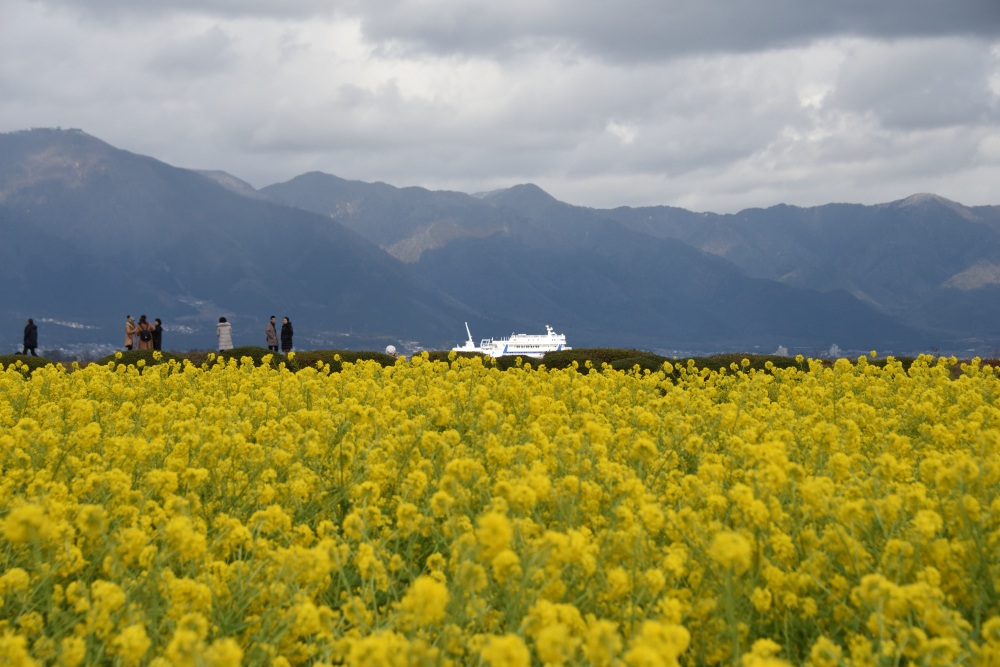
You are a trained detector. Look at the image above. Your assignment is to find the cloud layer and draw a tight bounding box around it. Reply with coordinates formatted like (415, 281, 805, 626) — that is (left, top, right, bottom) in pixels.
(2, 0, 999, 211)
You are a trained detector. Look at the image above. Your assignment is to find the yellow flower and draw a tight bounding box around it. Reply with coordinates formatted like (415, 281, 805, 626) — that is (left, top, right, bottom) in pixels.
(491, 549, 522, 585)
(204, 638, 243, 667)
(164, 614, 210, 667)
(742, 638, 792, 667)
(3, 336, 1000, 666)
(17, 611, 44, 636)
(535, 623, 580, 666)
(982, 616, 1000, 644)
(166, 576, 213, 619)
(476, 511, 513, 559)
(912, 509, 943, 539)
(2, 504, 53, 544)
(395, 502, 420, 535)
(583, 620, 622, 667)
(709, 531, 753, 574)
(161, 515, 207, 560)
(75, 504, 107, 538)
(60, 636, 87, 667)
(750, 587, 772, 613)
(396, 575, 449, 628)
(88, 580, 127, 639)
(623, 621, 690, 667)
(346, 631, 411, 667)
(430, 490, 455, 517)
(482, 634, 531, 667)
(111, 624, 152, 666)
(0, 633, 39, 667)
(607, 567, 631, 597)
(0, 568, 30, 594)
(806, 636, 842, 667)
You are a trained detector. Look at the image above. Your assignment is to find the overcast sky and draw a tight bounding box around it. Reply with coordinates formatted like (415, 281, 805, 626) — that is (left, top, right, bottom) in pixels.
(3, 0, 1000, 212)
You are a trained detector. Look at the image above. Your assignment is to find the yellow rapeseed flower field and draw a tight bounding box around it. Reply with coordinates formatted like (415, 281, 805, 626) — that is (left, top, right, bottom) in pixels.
(1, 352, 999, 666)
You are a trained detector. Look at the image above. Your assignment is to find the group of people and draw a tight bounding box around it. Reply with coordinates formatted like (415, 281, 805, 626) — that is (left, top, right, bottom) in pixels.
(125, 315, 163, 351)
(216, 315, 293, 354)
(15, 314, 296, 357)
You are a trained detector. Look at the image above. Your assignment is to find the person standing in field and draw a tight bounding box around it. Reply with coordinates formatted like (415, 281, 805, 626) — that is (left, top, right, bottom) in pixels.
(136, 315, 154, 350)
(153, 319, 163, 351)
(125, 315, 136, 351)
(265, 315, 279, 351)
(217, 317, 233, 352)
(280, 317, 293, 354)
(22, 318, 38, 356)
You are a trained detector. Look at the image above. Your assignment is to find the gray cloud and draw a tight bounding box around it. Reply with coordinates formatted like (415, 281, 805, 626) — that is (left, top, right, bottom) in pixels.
(3, 0, 1000, 214)
(352, 0, 1000, 63)
(831, 39, 999, 129)
(26, 0, 338, 20)
(147, 26, 235, 78)
(28, 0, 1000, 61)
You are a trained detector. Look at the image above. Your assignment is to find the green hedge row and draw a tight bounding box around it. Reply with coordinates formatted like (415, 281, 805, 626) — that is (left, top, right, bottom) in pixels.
(539, 349, 918, 376)
(868, 357, 917, 371)
(94, 350, 189, 368)
(538, 349, 802, 375)
(0, 354, 58, 374)
(2, 347, 925, 376)
(291, 350, 396, 373)
(214, 347, 288, 369)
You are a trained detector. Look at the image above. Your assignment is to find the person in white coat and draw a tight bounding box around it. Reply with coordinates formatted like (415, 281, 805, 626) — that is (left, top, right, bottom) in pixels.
(217, 317, 233, 352)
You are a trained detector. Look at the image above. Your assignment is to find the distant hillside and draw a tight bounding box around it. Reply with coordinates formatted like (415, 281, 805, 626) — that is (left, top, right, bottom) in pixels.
(411, 221, 919, 352)
(1, 128, 993, 355)
(261, 173, 521, 262)
(0, 129, 482, 352)
(262, 173, 926, 353)
(597, 195, 1000, 340)
(267, 170, 1000, 350)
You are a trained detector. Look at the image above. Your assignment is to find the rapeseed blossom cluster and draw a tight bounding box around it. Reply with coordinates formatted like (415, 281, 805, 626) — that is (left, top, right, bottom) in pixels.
(1, 352, 1000, 666)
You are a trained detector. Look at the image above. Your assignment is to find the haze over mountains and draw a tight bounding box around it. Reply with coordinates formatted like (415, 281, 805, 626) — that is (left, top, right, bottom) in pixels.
(2, 128, 997, 356)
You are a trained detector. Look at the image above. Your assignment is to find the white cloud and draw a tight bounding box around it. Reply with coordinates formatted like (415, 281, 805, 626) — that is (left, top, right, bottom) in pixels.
(606, 121, 637, 144)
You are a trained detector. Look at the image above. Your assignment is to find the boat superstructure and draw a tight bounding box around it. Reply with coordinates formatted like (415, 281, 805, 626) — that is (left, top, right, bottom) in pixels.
(452, 322, 571, 358)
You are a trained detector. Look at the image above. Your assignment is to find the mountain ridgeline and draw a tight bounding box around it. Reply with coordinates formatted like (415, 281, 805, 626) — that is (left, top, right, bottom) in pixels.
(2, 128, 996, 356)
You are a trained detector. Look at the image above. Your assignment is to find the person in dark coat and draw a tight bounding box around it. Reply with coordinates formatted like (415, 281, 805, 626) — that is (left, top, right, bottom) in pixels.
(153, 319, 163, 351)
(280, 317, 293, 353)
(22, 318, 38, 356)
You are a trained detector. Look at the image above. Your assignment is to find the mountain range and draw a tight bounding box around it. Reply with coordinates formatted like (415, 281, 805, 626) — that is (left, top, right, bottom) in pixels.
(2, 128, 997, 356)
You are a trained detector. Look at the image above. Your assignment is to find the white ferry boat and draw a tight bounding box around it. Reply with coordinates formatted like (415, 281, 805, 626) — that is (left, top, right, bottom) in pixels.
(452, 323, 571, 358)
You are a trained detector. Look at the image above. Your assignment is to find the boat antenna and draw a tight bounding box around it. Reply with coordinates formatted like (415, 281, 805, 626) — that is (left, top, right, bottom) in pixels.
(465, 322, 473, 343)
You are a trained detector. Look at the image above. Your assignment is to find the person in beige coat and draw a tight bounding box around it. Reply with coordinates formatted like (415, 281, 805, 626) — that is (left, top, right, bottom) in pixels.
(136, 315, 154, 350)
(265, 316, 279, 351)
(125, 315, 136, 351)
